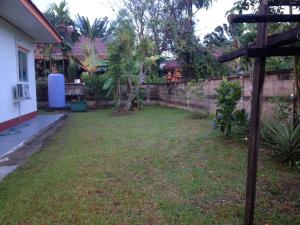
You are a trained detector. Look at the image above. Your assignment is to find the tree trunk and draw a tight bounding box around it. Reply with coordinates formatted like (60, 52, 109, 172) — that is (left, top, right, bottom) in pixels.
(125, 63, 147, 112)
(185, 0, 194, 79)
(125, 86, 136, 111)
(115, 77, 121, 108)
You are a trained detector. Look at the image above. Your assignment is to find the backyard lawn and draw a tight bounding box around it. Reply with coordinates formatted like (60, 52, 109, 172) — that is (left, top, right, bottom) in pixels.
(0, 106, 299, 225)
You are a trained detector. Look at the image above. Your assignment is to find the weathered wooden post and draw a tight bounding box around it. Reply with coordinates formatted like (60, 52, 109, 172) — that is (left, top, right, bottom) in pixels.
(217, 1, 300, 224)
(244, 2, 268, 224)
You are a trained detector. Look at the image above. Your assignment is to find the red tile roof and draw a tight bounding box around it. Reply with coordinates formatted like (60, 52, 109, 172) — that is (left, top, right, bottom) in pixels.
(34, 37, 108, 61)
(163, 60, 181, 70)
(71, 36, 108, 61)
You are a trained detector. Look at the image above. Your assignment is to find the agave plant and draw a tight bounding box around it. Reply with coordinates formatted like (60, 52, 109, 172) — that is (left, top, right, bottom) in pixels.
(261, 119, 300, 167)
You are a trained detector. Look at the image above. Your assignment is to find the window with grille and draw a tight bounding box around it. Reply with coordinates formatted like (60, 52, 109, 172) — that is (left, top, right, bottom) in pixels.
(18, 50, 28, 82)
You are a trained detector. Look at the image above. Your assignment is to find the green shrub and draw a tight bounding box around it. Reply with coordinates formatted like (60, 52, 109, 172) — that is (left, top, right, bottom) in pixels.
(270, 96, 292, 121)
(261, 119, 300, 168)
(214, 78, 243, 136)
(81, 72, 112, 101)
(232, 109, 249, 138)
(233, 109, 248, 127)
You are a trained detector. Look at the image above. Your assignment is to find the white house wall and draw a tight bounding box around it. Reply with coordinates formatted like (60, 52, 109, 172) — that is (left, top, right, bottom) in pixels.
(0, 18, 37, 124)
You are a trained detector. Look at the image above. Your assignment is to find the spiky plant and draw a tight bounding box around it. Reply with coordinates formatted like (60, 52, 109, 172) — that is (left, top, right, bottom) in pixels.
(261, 119, 300, 167)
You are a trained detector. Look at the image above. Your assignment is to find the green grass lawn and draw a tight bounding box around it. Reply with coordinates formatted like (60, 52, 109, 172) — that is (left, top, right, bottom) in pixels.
(0, 106, 299, 225)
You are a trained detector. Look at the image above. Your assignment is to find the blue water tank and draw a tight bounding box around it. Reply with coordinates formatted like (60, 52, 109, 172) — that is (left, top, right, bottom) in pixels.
(48, 74, 65, 108)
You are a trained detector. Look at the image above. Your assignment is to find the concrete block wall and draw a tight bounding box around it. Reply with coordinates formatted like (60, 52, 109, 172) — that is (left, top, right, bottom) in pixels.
(141, 72, 294, 116)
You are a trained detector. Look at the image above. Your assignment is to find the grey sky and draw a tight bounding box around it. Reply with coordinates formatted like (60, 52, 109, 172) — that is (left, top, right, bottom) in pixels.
(32, 0, 236, 39)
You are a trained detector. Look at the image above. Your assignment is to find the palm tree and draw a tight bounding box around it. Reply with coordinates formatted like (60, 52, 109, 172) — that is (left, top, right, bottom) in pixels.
(41, 1, 79, 77)
(45, 0, 72, 26)
(75, 15, 111, 41)
(45, 0, 79, 48)
(72, 15, 111, 77)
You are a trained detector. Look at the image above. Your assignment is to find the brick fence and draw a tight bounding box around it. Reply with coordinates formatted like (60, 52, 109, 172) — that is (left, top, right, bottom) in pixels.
(141, 71, 294, 117)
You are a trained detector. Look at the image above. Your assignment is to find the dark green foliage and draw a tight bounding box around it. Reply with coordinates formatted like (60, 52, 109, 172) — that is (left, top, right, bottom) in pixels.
(233, 109, 248, 127)
(204, 24, 236, 48)
(81, 73, 112, 101)
(106, 11, 136, 106)
(270, 96, 292, 121)
(266, 57, 293, 72)
(261, 119, 300, 168)
(194, 48, 230, 78)
(132, 88, 147, 110)
(66, 58, 77, 82)
(261, 97, 300, 168)
(214, 78, 243, 136)
(232, 109, 249, 138)
(145, 72, 165, 84)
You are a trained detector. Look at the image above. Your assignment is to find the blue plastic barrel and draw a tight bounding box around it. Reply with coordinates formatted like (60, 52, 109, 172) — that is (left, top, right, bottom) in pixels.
(48, 74, 65, 108)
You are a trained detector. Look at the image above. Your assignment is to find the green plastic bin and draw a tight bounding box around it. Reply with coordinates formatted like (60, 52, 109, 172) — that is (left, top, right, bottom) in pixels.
(70, 101, 87, 112)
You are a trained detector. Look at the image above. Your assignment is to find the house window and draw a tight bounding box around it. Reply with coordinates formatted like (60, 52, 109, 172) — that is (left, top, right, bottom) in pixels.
(18, 50, 28, 82)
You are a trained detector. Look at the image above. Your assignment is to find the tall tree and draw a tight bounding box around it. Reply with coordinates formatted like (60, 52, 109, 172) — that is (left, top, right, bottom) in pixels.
(45, 0, 72, 26)
(44, 0, 78, 47)
(105, 10, 136, 108)
(109, 5, 158, 113)
(75, 15, 111, 41)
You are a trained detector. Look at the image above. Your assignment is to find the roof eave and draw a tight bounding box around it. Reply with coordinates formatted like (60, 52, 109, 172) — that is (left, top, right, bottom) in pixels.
(20, 0, 62, 43)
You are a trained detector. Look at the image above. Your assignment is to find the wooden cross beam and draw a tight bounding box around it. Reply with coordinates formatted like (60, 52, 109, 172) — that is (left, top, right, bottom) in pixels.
(216, 27, 300, 63)
(216, 48, 247, 63)
(247, 47, 300, 57)
(228, 14, 300, 23)
(264, 0, 300, 6)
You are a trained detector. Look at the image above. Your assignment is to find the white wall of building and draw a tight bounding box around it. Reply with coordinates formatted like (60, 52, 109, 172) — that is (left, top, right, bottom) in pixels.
(0, 18, 37, 124)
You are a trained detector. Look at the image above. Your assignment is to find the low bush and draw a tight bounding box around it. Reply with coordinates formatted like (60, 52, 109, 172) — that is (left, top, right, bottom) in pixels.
(81, 73, 113, 101)
(214, 78, 243, 136)
(261, 119, 300, 168)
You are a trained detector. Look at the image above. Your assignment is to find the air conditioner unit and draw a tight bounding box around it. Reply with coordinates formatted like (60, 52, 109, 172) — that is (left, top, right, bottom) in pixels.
(15, 83, 30, 99)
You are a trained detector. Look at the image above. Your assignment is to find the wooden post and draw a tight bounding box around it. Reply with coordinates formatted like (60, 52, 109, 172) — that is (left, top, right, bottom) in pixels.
(290, 6, 300, 112)
(294, 56, 300, 111)
(244, 1, 268, 225)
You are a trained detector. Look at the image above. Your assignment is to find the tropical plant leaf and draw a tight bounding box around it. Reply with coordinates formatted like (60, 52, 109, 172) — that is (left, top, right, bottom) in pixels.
(103, 77, 114, 90)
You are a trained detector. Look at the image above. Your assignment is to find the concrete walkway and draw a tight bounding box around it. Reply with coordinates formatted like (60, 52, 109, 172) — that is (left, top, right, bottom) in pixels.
(0, 114, 65, 181)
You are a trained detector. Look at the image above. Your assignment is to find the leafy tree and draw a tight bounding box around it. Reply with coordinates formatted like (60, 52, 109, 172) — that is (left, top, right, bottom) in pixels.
(108, 3, 159, 113)
(105, 11, 136, 108)
(161, 0, 213, 79)
(214, 78, 242, 136)
(204, 24, 234, 48)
